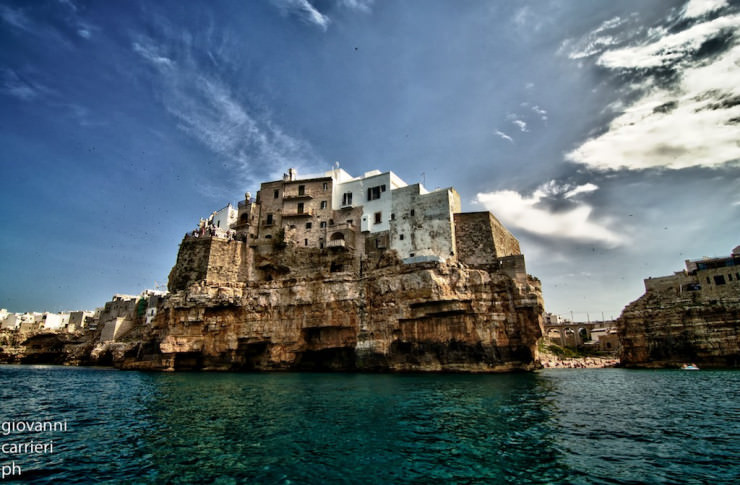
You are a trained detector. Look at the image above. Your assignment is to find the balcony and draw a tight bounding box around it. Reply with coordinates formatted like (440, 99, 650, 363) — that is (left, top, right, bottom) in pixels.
(327, 239, 346, 249)
(282, 208, 314, 218)
(283, 192, 313, 200)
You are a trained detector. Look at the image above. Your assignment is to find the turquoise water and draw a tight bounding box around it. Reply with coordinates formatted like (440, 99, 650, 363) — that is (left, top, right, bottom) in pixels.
(0, 366, 738, 484)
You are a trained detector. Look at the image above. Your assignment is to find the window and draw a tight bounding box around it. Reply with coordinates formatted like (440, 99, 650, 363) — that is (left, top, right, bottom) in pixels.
(274, 189, 279, 199)
(367, 186, 382, 201)
(342, 192, 353, 206)
(410, 209, 415, 217)
(714, 275, 726, 285)
(266, 214, 273, 225)
(298, 185, 305, 196)
(216, 220, 220, 227)
(707, 277, 711, 284)
(320, 221, 327, 228)
(391, 213, 395, 221)
(374, 212, 382, 224)
(399, 234, 404, 240)
(304, 239, 308, 246)
(305, 222, 312, 229)
(329, 219, 334, 225)
(730, 274, 734, 281)
(321, 200, 327, 209)
(297, 202, 304, 214)
(323, 182, 328, 191)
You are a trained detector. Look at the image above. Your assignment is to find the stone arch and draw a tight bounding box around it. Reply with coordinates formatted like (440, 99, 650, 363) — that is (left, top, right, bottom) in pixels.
(330, 232, 345, 241)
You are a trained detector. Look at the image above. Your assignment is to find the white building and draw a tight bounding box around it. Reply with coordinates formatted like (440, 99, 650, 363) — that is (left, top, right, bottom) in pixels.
(212, 204, 237, 230)
(1, 313, 20, 330)
(332, 170, 407, 233)
(42, 313, 68, 331)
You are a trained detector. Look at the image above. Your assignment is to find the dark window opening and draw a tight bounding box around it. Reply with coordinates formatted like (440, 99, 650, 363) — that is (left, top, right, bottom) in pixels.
(305, 222, 312, 229)
(714, 275, 726, 285)
(297, 202, 304, 214)
(321, 200, 327, 209)
(320, 221, 327, 228)
(410, 209, 415, 217)
(304, 239, 308, 246)
(298, 185, 305, 196)
(265, 234, 272, 239)
(266, 214, 273, 225)
(342, 192, 353, 206)
(391, 213, 395, 221)
(409, 252, 415, 257)
(374, 212, 382, 224)
(367, 186, 382, 201)
(323, 182, 328, 191)
(240, 214, 249, 223)
(399, 234, 404, 240)
(330, 262, 344, 273)
(274, 189, 279, 199)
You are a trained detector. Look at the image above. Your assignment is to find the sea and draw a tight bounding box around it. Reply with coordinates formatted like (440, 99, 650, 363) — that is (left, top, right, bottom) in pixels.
(0, 366, 737, 484)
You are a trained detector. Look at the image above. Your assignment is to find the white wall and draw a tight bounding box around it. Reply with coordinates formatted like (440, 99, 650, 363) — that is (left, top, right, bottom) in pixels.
(212, 204, 237, 229)
(1, 314, 20, 330)
(334, 171, 407, 233)
(389, 185, 459, 262)
(42, 313, 65, 330)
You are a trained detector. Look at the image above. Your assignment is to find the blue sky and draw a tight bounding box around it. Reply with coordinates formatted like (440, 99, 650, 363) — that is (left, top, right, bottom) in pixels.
(1, 0, 738, 320)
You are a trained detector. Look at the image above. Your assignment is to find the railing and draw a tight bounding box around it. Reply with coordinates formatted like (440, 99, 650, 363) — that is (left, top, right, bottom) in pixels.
(327, 239, 346, 248)
(282, 208, 314, 217)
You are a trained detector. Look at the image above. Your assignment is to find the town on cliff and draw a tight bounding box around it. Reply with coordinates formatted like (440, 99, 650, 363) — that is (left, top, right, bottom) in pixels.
(2, 168, 738, 370)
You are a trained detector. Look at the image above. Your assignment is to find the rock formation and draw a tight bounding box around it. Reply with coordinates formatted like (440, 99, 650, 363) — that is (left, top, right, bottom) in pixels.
(618, 247, 740, 368)
(116, 240, 543, 372)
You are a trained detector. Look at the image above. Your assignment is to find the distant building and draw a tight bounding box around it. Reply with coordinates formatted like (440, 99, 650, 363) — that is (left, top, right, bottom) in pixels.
(644, 245, 740, 299)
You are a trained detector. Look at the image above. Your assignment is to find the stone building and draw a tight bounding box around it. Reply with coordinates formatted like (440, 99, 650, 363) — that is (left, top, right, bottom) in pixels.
(171, 167, 530, 290)
(643, 246, 740, 298)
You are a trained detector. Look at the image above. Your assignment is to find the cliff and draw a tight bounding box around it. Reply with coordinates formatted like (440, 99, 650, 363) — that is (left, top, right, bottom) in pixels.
(618, 287, 740, 368)
(118, 250, 543, 372)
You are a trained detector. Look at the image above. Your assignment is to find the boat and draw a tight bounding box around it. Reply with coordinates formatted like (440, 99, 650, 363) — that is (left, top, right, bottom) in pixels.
(681, 363, 700, 370)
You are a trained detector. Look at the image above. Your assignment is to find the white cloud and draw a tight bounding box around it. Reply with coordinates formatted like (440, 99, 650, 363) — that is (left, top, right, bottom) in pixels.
(133, 41, 174, 67)
(132, 36, 317, 187)
(476, 182, 623, 246)
(0, 5, 32, 32)
(338, 0, 374, 12)
(564, 183, 598, 199)
(512, 119, 528, 132)
(684, 0, 728, 18)
(494, 130, 513, 143)
(569, 43, 740, 170)
(271, 0, 330, 31)
(598, 13, 740, 69)
(566, 8, 740, 172)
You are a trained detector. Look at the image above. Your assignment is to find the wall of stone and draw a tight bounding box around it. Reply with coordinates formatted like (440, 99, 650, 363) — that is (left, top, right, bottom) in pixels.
(206, 238, 251, 285)
(454, 212, 521, 266)
(168, 237, 212, 291)
(389, 185, 460, 262)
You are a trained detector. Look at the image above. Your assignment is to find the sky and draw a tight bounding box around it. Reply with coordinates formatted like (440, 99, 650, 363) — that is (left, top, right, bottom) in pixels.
(1, 0, 738, 321)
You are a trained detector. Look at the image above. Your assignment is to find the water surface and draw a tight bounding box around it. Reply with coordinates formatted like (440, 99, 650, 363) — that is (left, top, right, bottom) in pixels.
(0, 366, 737, 484)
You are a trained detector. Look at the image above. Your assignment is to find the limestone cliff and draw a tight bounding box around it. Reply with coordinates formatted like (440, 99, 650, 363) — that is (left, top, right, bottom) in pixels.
(119, 245, 543, 372)
(618, 288, 740, 368)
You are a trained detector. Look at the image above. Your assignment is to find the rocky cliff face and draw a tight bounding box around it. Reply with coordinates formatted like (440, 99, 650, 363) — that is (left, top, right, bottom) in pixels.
(118, 260, 543, 372)
(618, 291, 740, 368)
